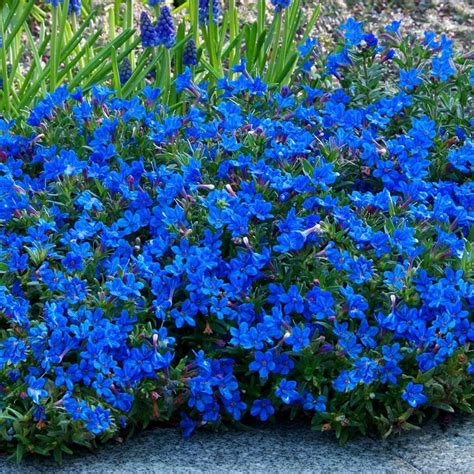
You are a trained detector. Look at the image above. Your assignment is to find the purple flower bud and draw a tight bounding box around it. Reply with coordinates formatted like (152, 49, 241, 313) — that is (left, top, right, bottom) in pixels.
(320, 343, 334, 353)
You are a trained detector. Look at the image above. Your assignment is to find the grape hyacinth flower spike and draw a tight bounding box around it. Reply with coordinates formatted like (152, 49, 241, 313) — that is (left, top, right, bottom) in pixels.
(140, 11, 159, 47)
(69, 0, 81, 15)
(119, 58, 133, 85)
(45, 0, 63, 7)
(199, 0, 220, 25)
(183, 39, 198, 66)
(271, 0, 291, 13)
(156, 6, 176, 48)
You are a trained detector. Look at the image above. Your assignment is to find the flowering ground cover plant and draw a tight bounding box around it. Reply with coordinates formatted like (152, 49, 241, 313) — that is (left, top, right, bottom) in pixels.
(0, 17, 473, 461)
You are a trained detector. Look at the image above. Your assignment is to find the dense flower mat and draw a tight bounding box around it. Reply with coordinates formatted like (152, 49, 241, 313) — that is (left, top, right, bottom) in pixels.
(0, 19, 473, 458)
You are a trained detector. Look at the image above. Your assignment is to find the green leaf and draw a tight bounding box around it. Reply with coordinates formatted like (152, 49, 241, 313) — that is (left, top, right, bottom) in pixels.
(431, 403, 454, 413)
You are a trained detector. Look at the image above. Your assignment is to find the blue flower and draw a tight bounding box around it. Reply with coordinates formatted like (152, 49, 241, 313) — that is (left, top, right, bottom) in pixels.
(306, 286, 335, 320)
(285, 326, 311, 352)
(280, 285, 304, 314)
(402, 382, 428, 408)
(340, 18, 364, 46)
(223, 394, 246, 420)
(26, 376, 48, 404)
(298, 37, 318, 57)
(384, 263, 408, 290)
(333, 370, 358, 392)
(380, 361, 402, 385)
(301, 392, 327, 412)
(448, 141, 474, 173)
(230, 322, 264, 350)
(399, 69, 422, 91)
(275, 379, 300, 404)
(0, 337, 28, 367)
(85, 406, 112, 434)
(382, 343, 404, 363)
(353, 357, 379, 384)
(385, 20, 401, 33)
(363, 33, 378, 48)
(432, 50, 455, 82)
(273, 353, 295, 375)
(250, 399, 275, 421)
(175, 67, 193, 93)
(249, 351, 276, 378)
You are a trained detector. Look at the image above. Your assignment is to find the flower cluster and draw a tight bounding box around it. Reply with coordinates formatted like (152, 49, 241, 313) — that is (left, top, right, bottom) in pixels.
(0, 20, 473, 456)
(183, 39, 198, 67)
(119, 58, 133, 86)
(68, 0, 81, 15)
(198, 0, 220, 25)
(271, 0, 292, 13)
(140, 8, 175, 49)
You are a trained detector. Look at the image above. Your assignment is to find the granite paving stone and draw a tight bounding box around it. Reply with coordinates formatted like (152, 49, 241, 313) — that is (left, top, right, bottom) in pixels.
(381, 416, 474, 473)
(1, 417, 472, 473)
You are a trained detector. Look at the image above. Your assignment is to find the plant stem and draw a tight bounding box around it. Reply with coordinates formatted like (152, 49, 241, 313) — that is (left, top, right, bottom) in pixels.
(111, 48, 122, 97)
(266, 12, 281, 83)
(0, 13, 11, 116)
(125, 0, 134, 68)
(228, 0, 239, 74)
(50, 5, 59, 92)
(108, 7, 115, 42)
(160, 47, 172, 104)
(257, 0, 265, 68)
(189, 0, 199, 46)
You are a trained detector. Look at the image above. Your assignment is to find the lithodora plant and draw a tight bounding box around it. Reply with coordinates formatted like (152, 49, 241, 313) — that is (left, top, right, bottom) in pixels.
(0, 19, 473, 461)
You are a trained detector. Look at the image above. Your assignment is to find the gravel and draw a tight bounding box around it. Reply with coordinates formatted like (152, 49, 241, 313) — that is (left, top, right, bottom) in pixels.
(131, 0, 474, 50)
